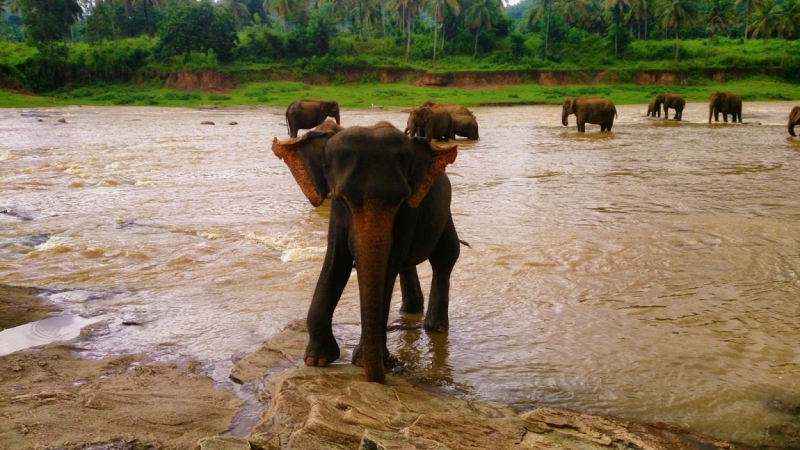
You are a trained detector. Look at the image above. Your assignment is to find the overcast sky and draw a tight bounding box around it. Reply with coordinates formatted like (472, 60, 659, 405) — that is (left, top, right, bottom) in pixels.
(506, 0, 525, 5)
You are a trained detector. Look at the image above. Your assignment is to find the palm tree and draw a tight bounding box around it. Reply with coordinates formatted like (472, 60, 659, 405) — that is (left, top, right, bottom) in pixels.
(601, 0, 631, 57)
(625, 0, 653, 39)
(701, 0, 735, 64)
(462, 0, 499, 56)
(658, 0, 697, 62)
(121, 0, 165, 37)
(224, 0, 251, 25)
(557, 0, 590, 32)
(734, 0, 769, 44)
(429, 0, 459, 70)
(263, 0, 293, 30)
(528, 0, 555, 59)
(748, 0, 779, 52)
(774, 0, 799, 66)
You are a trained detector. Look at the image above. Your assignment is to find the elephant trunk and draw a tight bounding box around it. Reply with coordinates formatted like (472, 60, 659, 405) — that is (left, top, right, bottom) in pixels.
(351, 208, 397, 383)
(335, 111, 341, 125)
(708, 104, 714, 124)
(562, 111, 569, 127)
(790, 119, 797, 137)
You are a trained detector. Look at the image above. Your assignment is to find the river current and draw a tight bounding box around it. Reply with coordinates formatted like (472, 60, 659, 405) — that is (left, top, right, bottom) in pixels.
(2, 102, 799, 444)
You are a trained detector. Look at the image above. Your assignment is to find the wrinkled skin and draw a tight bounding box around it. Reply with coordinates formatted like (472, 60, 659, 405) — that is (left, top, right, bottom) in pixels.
(453, 115, 479, 140)
(272, 122, 460, 384)
(562, 97, 617, 132)
(406, 106, 454, 141)
(655, 93, 685, 120)
(285, 100, 341, 138)
(708, 91, 742, 124)
(647, 99, 660, 117)
(789, 106, 800, 137)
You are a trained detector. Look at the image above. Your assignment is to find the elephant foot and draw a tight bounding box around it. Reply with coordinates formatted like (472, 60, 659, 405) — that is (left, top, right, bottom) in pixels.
(352, 343, 392, 368)
(424, 317, 449, 333)
(399, 303, 424, 315)
(304, 339, 340, 367)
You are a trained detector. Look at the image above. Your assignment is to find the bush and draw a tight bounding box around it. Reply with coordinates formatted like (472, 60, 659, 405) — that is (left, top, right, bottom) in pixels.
(156, 1, 238, 62)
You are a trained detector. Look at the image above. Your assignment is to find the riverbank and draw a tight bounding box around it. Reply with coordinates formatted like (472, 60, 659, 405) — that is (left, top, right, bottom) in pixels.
(1, 72, 799, 110)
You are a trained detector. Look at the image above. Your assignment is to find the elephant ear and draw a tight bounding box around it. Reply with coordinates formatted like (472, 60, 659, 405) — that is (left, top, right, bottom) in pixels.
(407, 137, 457, 208)
(569, 98, 577, 112)
(272, 130, 335, 207)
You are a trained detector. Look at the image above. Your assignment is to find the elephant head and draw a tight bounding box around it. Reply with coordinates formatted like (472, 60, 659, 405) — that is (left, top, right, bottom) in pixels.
(561, 97, 577, 126)
(406, 107, 432, 137)
(320, 100, 341, 125)
(789, 106, 800, 137)
(272, 123, 457, 383)
(654, 93, 666, 110)
(420, 99, 437, 108)
(708, 91, 725, 123)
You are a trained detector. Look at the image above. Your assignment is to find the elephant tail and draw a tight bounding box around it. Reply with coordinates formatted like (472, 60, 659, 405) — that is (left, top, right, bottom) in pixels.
(459, 239, 471, 248)
(285, 109, 290, 136)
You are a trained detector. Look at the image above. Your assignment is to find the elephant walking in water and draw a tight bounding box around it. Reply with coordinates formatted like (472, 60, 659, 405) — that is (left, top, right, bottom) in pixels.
(647, 99, 660, 117)
(419, 100, 479, 140)
(562, 97, 617, 132)
(272, 123, 460, 383)
(789, 106, 800, 136)
(708, 91, 742, 124)
(285, 100, 341, 138)
(655, 93, 685, 120)
(405, 106, 455, 141)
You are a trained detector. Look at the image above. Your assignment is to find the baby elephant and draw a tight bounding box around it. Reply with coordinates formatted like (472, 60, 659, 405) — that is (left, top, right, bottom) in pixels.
(655, 93, 685, 120)
(789, 106, 800, 136)
(647, 99, 660, 117)
(562, 97, 617, 132)
(452, 114, 479, 140)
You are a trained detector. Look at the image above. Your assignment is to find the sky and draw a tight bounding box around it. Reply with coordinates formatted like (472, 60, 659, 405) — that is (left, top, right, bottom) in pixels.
(505, 0, 525, 5)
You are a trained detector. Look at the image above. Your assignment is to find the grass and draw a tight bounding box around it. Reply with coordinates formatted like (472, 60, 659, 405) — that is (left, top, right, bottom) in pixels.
(1, 77, 798, 109)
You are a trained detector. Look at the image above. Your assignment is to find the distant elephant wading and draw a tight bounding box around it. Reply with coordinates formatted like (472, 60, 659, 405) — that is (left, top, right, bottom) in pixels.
(562, 97, 617, 132)
(285, 100, 341, 138)
(406, 106, 454, 141)
(452, 114, 479, 140)
(789, 106, 800, 136)
(420, 100, 474, 118)
(647, 99, 660, 117)
(708, 91, 742, 124)
(655, 93, 685, 120)
(272, 122, 461, 384)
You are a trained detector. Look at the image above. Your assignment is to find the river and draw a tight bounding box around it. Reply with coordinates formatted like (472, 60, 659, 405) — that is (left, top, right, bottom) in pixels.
(1, 102, 799, 445)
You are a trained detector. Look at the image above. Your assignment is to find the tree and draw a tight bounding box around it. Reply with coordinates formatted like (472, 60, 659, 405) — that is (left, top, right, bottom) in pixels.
(701, 0, 735, 64)
(120, 0, 166, 37)
(223, 0, 251, 25)
(528, 0, 555, 59)
(748, 0, 779, 52)
(601, 0, 630, 57)
(774, 0, 799, 66)
(429, 0, 460, 70)
(658, 0, 697, 62)
(734, 0, 769, 44)
(156, 0, 238, 61)
(15, 0, 82, 55)
(462, 0, 501, 56)
(557, 0, 590, 33)
(625, 0, 653, 39)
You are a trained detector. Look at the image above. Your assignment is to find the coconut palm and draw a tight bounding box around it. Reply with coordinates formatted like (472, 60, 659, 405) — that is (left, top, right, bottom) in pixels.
(224, 0, 251, 25)
(658, 0, 697, 62)
(429, 0, 459, 70)
(625, 0, 653, 39)
(557, 0, 590, 31)
(120, 0, 166, 37)
(462, 0, 500, 56)
(734, 0, 769, 44)
(774, 0, 799, 66)
(748, 0, 779, 52)
(263, 0, 295, 30)
(601, 0, 630, 57)
(702, 0, 735, 64)
(528, 0, 555, 59)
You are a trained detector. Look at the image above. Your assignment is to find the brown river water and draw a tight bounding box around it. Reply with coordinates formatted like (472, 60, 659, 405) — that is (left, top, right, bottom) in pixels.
(2, 102, 800, 444)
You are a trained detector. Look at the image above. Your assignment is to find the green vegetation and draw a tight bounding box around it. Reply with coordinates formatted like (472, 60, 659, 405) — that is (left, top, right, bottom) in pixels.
(0, 0, 799, 108)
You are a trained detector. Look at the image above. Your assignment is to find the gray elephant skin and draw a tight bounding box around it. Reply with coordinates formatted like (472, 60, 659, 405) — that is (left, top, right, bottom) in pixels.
(708, 91, 742, 124)
(562, 97, 617, 132)
(406, 106, 455, 141)
(655, 93, 685, 120)
(272, 122, 461, 383)
(789, 106, 800, 136)
(647, 99, 660, 117)
(452, 115, 479, 140)
(285, 100, 341, 138)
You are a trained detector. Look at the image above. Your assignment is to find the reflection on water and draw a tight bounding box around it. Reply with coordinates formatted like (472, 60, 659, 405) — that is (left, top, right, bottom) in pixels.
(2, 103, 800, 444)
(0, 315, 102, 356)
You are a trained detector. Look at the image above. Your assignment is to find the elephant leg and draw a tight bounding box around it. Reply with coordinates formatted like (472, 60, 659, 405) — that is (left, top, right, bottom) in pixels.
(399, 266, 425, 314)
(289, 121, 299, 138)
(352, 271, 396, 368)
(424, 216, 460, 333)
(607, 122, 613, 131)
(304, 228, 353, 367)
(578, 121, 585, 133)
(723, 113, 729, 123)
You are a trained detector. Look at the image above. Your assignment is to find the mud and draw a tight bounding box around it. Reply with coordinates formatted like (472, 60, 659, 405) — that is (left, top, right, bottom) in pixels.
(0, 285, 56, 331)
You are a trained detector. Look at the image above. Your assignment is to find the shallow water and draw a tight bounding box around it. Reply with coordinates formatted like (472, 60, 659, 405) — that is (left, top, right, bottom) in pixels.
(1, 102, 799, 444)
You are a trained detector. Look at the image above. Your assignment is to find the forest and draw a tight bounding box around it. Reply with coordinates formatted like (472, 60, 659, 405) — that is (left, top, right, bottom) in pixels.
(0, 0, 799, 99)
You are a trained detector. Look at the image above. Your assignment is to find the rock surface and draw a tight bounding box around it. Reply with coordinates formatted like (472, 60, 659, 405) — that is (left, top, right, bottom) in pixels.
(233, 322, 752, 450)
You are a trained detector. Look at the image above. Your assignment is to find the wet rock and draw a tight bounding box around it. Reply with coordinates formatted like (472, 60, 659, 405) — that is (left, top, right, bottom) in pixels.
(196, 436, 251, 450)
(57, 118, 66, 123)
(767, 398, 800, 416)
(238, 324, 749, 450)
(229, 122, 238, 126)
(201, 121, 215, 125)
(0, 285, 55, 331)
(762, 423, 800, 448)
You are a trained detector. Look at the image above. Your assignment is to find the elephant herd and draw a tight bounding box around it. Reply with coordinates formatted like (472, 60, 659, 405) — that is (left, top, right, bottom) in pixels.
(275, 95, 799, 384)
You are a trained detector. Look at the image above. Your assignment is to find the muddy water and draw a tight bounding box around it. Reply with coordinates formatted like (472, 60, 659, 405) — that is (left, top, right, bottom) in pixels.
(2, 102, 800, 444)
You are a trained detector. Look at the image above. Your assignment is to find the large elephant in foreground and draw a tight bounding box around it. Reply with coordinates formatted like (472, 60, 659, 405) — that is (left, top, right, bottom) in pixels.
(655, 93, 685, 120)
(708, 91, 742, 124)
(789, 106, 800, 136)
(272, 122, 461, 383)
(285, 100, 341, 138)
(562, 97, 617, 132)
(406, 106, 454, 141)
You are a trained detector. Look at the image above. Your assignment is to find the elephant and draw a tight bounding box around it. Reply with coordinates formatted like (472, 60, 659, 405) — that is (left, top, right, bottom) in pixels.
(789, 106, 800, 136)
(285, 100, 341, 138)
(708, 91, 742, 124)
(406, 106, 455, 141)
(271, 122, 461, 383)
(420, 100, 474, 118)
(655, 93, 685, 120)
(647, 99, 660, 117)
(561, 97, 617, 132)
(452, 114, 479, 140)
